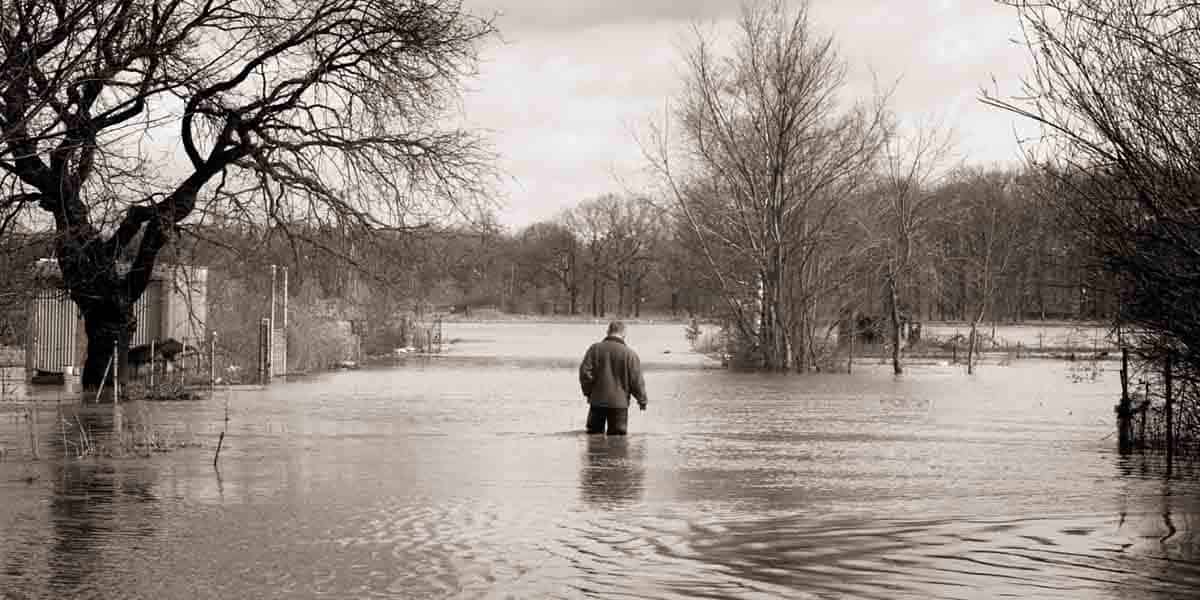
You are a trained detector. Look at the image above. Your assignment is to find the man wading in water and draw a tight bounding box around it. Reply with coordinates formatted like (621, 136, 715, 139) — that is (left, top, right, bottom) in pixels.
(579, 321, 648, 435)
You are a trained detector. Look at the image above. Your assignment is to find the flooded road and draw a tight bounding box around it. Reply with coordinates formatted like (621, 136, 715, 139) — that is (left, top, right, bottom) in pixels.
(1, 322, 1198, 598)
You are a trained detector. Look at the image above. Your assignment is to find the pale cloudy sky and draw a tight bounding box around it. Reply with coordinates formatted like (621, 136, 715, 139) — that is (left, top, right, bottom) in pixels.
(461, 0, 1038, 229)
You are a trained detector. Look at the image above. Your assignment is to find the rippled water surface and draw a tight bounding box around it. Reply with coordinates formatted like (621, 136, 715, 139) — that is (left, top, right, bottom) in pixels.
(2, 322, 1199, 599)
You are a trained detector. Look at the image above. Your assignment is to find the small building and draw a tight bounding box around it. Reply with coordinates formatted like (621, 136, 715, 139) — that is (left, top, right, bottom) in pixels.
(25, 260, 208, 377)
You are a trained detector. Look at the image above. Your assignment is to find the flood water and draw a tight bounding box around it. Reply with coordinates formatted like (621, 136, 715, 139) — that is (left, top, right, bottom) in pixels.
(2, 322, 1199, 599)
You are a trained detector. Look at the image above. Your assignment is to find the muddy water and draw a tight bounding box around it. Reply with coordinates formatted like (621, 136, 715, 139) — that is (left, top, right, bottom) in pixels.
(1, 322, 1198, 599)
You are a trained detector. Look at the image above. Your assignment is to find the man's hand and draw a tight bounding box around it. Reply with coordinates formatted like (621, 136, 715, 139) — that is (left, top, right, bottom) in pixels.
(639, 402, 647, 411)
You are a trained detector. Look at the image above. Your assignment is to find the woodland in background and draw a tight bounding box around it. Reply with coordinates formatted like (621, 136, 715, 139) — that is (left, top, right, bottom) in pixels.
(984, 0, 1200, 455)
(3, 163, 1117, 359)
(0, 0, 1127, 380)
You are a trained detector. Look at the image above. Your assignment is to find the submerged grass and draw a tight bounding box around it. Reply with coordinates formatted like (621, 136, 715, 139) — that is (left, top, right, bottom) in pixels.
(58, 407, 205, 459)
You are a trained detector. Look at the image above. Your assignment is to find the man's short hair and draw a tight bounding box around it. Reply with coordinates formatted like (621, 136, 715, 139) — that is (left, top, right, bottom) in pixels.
(607, 321, 626, 336)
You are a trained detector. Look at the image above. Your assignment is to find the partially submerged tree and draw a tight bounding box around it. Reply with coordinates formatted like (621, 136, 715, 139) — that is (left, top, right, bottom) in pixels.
(936, 168, 1028, 374)
(866, 117, 955, 374)
(984, 0, 1200, 374)
(0, 0, 495, 391)
(647, 0, 888, 371)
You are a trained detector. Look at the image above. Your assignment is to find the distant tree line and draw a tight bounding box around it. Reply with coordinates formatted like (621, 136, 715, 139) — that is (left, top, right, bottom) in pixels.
(0, 0, 1148, 387)
(0, 164, 1116, 349)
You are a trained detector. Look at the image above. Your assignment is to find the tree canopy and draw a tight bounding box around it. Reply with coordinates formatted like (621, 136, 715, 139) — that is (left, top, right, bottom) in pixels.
(0, 0, 495, 389)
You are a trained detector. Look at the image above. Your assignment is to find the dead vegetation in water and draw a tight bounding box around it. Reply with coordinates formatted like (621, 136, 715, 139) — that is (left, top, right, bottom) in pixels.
(122, 379, 207, 401)
(3, 401, 205, 461)
(58, 409, 204, 459)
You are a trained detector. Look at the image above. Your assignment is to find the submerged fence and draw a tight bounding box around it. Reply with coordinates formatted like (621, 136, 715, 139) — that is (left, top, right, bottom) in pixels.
(1119, 349, 1200, 469)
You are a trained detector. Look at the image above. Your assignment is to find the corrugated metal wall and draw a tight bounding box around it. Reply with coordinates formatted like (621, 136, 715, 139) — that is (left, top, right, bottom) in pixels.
(271, 328, 287, 377)
(28, 291, 78, 373)
(26, 267, 205, 378)
(132, 281, 162, 346)
(28, 281, 167, 374)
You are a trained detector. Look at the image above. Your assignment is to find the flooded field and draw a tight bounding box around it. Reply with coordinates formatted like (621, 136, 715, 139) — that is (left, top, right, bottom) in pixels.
(1, 321, 1197, 599)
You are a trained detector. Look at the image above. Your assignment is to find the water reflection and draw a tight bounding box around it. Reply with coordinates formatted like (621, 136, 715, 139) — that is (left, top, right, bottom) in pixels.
(47, 462, 115, 592)
(1103, 451, 1200, 599)
(44, 460, 159, 596)
(3, 349, 1200, 598)
(579, 435, 645, 508)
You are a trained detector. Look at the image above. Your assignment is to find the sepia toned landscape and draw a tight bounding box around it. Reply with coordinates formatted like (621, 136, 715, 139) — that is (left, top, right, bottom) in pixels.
(2, 0, 1200, 598)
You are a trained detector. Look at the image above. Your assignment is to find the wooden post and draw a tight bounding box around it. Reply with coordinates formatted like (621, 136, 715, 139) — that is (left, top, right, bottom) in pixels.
(847, 316, 854, 375)
(112, 339, 120, 404)
(149, 339, 156, 390)
(1165, 353, 1174, 475)
(1118, 347, 1132, 453)
(209, 331, 217, 392)
(281, 266, 288, 376)
(259, 318, 270, 385)
(269, 264, 277, 379)
(967, 326, 976, 375)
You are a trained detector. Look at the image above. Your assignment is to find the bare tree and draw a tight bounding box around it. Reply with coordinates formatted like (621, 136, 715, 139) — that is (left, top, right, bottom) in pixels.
(516, 220, 580, 314)
(646, 0, 888, 371)
(865, 116, 955, 374)
(940, 168, 1027, 374)
(0, 0, 495, 391)
(565, 195, 620, 317)
(594, 194, 666, 318)
(983, 0, 1200, 362)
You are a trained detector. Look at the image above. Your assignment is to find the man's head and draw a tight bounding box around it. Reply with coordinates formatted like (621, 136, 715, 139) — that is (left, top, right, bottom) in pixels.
(607, 320, 626, 338)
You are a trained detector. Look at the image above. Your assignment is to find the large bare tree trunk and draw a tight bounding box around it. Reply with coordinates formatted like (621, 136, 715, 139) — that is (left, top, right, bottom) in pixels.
(761, 262, 790, 371)
(55, 201, 174, 396)
(79, 297, 135, 391)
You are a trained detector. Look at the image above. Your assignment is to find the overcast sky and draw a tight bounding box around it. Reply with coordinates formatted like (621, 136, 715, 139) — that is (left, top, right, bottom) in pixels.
(460, 0, 1038, 229)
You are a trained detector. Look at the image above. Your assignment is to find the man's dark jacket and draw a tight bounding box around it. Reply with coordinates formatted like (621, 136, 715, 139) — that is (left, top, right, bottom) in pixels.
(579, 336, 647, 409)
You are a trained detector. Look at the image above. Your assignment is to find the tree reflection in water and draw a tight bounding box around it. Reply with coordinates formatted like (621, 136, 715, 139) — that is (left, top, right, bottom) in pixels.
(1110, 452, 1200, 599)
(39, 407, 160, 596)
(579, 434, 645, 508)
